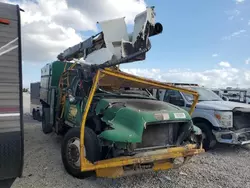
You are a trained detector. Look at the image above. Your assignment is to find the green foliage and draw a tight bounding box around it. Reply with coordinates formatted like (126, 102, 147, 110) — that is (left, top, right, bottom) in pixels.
(22, 88, 29, 92)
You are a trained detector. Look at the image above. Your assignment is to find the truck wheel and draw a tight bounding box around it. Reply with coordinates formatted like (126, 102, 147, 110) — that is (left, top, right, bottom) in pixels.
(61, 127, 101, 179)
(195, 122, 216, 151)
(32, 109, 37, 120)
(42, 107, 52, 134)
(36, 110, 42, 122)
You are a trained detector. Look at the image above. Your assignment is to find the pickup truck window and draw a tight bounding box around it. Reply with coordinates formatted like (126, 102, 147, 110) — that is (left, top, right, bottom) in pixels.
(163, 89, 185, 106)
(182, 87, 223, 102)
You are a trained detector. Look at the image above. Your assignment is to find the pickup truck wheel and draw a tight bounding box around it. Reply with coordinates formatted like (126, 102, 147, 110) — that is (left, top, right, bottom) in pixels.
(42, 107, 52, 134)
(61, 127, 101, 179)
(195, 122, 216, 151)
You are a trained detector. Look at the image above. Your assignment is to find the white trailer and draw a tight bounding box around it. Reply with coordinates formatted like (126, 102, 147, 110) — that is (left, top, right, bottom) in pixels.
(0, 2, 24, 187)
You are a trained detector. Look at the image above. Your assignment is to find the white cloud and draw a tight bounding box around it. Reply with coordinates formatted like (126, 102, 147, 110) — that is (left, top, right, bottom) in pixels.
(246, 58, 250, 64)
(227, 9, 240, 20)
(66, 0, 146, 24)
(121, 65, 250, 88)
(236, 0, 245, 4)
(212, 54, 218, 57)
(219, 61, 231, 68)
(222, 29, 246, 40)
(2, 0, 146, 63)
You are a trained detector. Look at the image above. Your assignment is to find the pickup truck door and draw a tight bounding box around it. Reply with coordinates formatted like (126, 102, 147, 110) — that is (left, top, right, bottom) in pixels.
(163, 89, 187, 109)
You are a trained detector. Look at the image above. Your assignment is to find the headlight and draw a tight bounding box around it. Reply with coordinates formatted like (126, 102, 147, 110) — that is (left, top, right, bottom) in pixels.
(214, 111, 233, 128)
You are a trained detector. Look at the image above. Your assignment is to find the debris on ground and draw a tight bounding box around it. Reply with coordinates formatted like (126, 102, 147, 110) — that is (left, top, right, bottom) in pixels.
(12, 117, 250, 188)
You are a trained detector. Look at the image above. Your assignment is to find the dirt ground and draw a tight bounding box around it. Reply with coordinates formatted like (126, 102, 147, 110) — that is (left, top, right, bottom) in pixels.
(11, 115, 250, 188)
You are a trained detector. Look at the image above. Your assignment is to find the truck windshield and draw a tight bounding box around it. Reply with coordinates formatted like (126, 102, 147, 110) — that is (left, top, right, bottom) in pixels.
(182, 87, 223, 102)
(97, 88, 156, 100)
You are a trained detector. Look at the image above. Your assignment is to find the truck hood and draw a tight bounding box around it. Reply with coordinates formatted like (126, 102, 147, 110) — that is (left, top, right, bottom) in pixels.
(196, 100, 250, 111)
(95, 98, 192, 143)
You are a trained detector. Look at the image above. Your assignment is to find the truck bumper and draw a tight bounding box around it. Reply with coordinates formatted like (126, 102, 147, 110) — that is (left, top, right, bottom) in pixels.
(213, 128, 250, 145)
(80, 144, 204, 178)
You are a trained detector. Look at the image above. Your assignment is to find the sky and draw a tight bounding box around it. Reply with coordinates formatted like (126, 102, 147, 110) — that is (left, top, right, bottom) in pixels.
(1, 0, 250, 88)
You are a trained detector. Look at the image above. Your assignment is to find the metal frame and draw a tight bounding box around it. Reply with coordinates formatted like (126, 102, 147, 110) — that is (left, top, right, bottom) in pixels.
(79, 68, 202, 174)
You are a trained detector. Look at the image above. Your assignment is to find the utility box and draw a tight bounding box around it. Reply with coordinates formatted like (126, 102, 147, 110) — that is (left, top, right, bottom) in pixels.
(40, 61, 72, 105)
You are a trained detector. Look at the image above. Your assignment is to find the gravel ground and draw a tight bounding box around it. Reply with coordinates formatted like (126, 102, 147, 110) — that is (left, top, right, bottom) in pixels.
(11, 114, 250, 188)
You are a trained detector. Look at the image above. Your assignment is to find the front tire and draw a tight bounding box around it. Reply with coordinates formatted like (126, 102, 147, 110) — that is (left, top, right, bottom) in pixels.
(61, 127, 101, 179)
(195, 122, 216, 151)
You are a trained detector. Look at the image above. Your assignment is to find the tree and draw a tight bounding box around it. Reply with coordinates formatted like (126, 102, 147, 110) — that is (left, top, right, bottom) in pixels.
(22, 88, 29, 92)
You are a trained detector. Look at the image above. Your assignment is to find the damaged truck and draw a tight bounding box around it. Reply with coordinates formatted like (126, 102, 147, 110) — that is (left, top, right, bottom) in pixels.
(40, 7, 204, 178)
(153, 83, 250, 150)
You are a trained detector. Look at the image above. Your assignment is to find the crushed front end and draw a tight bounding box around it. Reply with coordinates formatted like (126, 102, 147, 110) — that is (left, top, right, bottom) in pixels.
(213, 107, 250, 145)
(83, 98, 204, 178)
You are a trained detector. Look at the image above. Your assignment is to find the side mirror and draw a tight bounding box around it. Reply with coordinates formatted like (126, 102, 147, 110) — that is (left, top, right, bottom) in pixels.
(222, 96, 229, 101)
(169, 96, 185, 106)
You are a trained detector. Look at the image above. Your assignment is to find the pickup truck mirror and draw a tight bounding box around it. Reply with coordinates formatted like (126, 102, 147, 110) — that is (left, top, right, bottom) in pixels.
(222, 96, 229, 101)
(169, 96, 185, 106)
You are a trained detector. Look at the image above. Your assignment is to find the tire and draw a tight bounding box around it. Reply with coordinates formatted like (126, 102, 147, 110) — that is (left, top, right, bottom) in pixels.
(32, 109, 37, 120)
(195, 122, 216, 151)
(42, 107, 52, 134)
(61, 127, 101, 179)
(36, 110, 42, 122)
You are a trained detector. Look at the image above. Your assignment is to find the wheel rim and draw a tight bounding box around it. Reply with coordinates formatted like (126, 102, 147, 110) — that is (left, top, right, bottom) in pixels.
(66, 137, 86, 169)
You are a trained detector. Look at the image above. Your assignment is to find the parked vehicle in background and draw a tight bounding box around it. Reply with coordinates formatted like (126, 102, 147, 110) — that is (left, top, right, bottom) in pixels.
(154, 83, 250, 150)
(220, 88, 249, 104)
(211, 88, 229, 101)
(30, 82, 42, 121)
(0, 2, 24, 187)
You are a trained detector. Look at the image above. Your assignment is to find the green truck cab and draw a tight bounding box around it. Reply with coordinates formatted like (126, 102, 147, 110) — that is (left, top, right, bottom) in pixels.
(40, 61, 203, 178)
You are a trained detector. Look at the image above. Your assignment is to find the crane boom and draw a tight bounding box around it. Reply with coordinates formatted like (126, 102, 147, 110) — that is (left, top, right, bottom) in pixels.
(57, 6, 163, 68)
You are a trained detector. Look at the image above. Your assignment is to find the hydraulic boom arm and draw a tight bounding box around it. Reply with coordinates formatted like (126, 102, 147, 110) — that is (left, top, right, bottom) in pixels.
(57, 6, 163, 68)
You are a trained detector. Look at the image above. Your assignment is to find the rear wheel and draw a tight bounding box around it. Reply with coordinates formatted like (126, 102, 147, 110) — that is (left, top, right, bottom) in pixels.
(32, 109, 37, 120)
(42, 107, 52, 134)
(36, 110, 42, 122)
(61, 127, 101, 179)
(195, 122, 216, 151)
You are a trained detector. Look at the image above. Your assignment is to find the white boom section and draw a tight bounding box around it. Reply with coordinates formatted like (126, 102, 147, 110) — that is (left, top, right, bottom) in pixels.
(57, 6, 163, 66)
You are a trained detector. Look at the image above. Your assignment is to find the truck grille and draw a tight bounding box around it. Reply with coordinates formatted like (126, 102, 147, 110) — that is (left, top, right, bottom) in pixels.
(136, 123, 180, 148)
(233, 111, 250, 130)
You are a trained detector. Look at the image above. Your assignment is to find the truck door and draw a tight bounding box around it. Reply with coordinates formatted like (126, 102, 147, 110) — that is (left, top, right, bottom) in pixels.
(64, 80, 84, 127)
(163, 89, 186, 108)
(0, 2, 24, 187)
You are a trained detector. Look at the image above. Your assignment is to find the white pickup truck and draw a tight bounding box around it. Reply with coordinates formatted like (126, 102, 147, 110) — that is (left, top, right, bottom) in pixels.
(153, 84, 250, 150)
